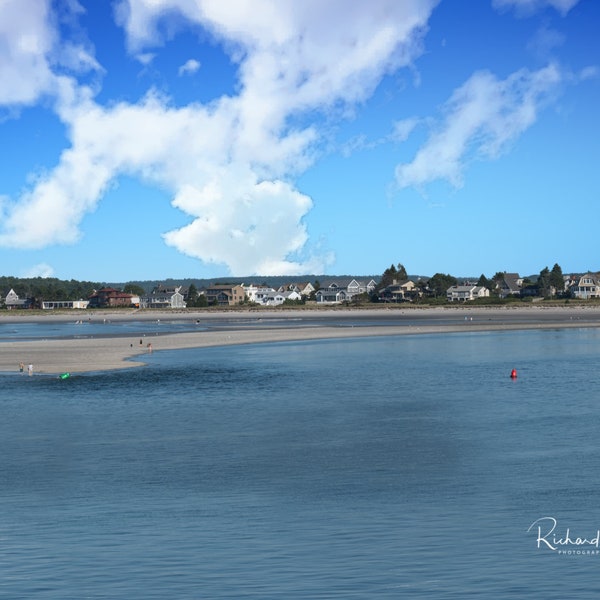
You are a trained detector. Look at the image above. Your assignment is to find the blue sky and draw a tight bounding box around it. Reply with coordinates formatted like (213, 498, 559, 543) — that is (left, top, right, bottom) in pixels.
(0, 0, 598, 282)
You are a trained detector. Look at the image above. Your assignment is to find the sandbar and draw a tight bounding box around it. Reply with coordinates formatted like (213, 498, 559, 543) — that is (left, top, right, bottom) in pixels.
(1, 305, 600, 375)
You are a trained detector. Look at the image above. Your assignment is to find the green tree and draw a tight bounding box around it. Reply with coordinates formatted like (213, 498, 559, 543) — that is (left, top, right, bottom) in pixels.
(477, 273, 493, 290)
(549, 263, 564, 296)
(187, 283, 199, 306)
(428, 273, 457, 297)
(396, 263, 408, 280)
(308, 279, 321, 301)
(378, 264, 397, 290)
(196, 294, 208, 307)
(378, 263, 408, 290)
(537, 267, 551, 297)
(124, 283, 146, 296)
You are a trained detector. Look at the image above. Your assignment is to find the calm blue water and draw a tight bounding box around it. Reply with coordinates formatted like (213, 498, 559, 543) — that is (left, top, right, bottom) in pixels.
(2, 327, 600, 598)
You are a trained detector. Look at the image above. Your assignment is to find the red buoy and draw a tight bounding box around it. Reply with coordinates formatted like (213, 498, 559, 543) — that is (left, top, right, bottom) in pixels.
(510, 369, 517, 379)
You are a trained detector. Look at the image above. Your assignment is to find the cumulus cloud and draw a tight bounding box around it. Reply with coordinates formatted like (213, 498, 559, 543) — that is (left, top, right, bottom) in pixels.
(178, 58, 201, 76)
(0, 0, 100, 107)
(0, 0, 56, 106)
(395, 64, 562, 190)
(164, 178, 314, 275)
(0, 0, 439, 275)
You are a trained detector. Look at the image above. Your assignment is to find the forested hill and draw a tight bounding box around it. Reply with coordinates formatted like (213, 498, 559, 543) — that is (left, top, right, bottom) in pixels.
(131, 275, 381, 291)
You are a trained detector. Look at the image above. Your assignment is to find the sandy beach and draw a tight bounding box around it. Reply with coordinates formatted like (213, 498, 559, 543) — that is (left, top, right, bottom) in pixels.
(2, 305, 600, 375)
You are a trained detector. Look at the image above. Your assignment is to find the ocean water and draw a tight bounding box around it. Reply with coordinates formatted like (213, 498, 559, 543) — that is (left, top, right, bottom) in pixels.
(2, 327, 600, 598)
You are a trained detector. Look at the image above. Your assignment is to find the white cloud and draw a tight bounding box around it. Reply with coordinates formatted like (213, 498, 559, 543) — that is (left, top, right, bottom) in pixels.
(527, 24, 565, 61)
(340, 117, 420, 158)
(0, 0, 100, 107)
(178, 58, 201, 76)
(163, 178, 315, 275)
(395, 64, 562, 190)
(391, 117, 420, 143)
(1, 0, 440, 275)
(492, 0, 580, 17)
(0, 0, 55, 106)
(579, 66, 599, 81)
(21, 263, 55, 278)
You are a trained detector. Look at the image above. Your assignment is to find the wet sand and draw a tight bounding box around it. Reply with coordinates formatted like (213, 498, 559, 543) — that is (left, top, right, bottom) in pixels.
(2, 305, 600, 374)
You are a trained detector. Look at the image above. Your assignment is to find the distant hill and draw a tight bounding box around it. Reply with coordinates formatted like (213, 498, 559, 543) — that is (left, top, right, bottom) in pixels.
(109, 275, 383, 293)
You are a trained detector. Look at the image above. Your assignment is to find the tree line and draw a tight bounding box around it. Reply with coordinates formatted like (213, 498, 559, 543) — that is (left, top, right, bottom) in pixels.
(0, 261, 578, 307)
(0, 276, 104, 302)
(374, 262, 569, 300)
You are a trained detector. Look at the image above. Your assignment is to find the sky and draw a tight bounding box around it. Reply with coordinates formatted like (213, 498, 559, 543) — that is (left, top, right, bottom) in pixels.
(0, 0, 599, 283)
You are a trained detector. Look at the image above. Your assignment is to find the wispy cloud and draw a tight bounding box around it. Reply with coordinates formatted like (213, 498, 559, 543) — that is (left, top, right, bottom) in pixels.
(395, 64, 562, 190)
(178, 58, 201, 76)
(20, 262, 55, 278)
(492, 0, 580, 17)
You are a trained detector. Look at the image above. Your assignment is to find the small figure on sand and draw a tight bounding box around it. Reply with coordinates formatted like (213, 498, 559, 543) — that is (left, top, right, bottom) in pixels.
(28, 363, 33, 376)
(147, 343, 153, 353)
(19, 362, 24, 374)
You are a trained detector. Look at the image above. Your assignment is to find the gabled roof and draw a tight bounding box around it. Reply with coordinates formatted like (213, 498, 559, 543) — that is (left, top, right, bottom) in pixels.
(152, 284, 183, 294)
(324, 278, 376, 289)
(205, 284, 244, 290)
(574, 273, 599, 286)
(501, 273, 521, 292)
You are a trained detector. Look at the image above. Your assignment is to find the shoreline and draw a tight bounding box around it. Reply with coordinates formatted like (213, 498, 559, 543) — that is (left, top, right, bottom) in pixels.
(2, 302, 600, 322)
(2, 305, 600, 374)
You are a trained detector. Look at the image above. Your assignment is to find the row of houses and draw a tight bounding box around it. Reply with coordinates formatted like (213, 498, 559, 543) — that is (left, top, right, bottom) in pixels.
(202, 282, 316, 306)
(444, 272, 600, 302)
(0, 281, 315, 310)
(2, 272, 600, 310)
(375, 272, 600, 303)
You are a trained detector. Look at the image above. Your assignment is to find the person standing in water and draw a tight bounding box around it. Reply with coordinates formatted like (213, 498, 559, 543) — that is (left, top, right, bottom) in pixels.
(28, 364, 33, 376)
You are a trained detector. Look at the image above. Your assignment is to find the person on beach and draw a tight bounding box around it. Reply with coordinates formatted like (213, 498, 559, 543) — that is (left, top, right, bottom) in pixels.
(19, 362, 24, 374)
(28, 364, 33, 376)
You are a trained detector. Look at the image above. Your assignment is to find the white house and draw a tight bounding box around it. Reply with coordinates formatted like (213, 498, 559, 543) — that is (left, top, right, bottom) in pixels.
(316, 288, 348, 304)
(42, 300, 90, 310)
(447, 285, 490, 302)
(2, 288, 31, 309)
(141, 285, 186, 309)
(262, 290, 302, 306)
(316, 279, 377, 304)
(569, 273, 600, 299)
(244, 284, 276, 304)
(278, 282, 315, 297)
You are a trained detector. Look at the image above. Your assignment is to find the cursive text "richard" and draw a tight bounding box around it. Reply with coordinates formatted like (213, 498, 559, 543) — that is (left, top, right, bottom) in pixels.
(528, 517, 600, 552)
